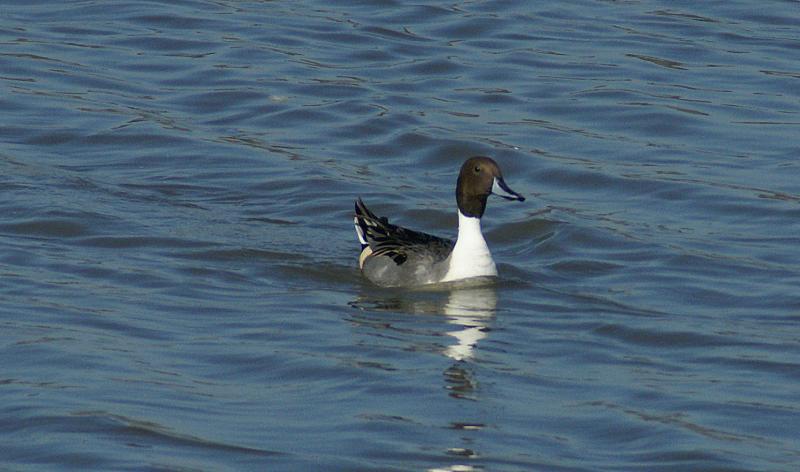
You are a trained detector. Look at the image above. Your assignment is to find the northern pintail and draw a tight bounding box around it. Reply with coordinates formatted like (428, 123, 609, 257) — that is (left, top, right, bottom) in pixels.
(354, 156, 525, 287)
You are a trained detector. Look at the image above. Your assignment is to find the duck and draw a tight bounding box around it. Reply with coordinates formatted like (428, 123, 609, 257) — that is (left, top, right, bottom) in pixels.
(354, 156, 525, 287)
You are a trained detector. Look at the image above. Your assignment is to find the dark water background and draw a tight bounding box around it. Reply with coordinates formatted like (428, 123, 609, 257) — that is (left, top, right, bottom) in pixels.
(2, 1, 799, 470)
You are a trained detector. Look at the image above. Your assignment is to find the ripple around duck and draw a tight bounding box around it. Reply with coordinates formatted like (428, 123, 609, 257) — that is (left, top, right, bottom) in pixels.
(2, 410, 283, 469)
(592, 323, 739, 350)
(0, 219, 90, 239)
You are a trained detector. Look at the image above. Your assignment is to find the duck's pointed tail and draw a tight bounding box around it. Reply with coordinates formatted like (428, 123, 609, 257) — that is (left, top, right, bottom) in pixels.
(354, 198, 373, 250)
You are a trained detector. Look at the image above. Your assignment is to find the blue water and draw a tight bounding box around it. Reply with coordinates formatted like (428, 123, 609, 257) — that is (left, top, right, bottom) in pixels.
(2, 1, 799, 470)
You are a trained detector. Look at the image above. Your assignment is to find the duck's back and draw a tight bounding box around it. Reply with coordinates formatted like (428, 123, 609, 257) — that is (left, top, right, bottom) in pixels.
(355, 198, 454, 287)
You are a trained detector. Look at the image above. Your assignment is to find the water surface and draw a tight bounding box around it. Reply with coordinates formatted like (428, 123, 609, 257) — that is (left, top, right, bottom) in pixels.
(2, 1, 799, 470)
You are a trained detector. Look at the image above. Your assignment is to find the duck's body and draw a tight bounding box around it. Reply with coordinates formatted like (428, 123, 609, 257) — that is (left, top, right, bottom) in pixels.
(354, 156, 524, 288)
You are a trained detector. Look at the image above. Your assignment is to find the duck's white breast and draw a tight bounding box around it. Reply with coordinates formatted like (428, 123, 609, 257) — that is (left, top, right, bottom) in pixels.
(441, 212, 497, 283)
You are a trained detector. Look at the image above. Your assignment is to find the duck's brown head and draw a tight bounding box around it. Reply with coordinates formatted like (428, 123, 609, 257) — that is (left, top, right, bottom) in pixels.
(456, 156, 525, 218)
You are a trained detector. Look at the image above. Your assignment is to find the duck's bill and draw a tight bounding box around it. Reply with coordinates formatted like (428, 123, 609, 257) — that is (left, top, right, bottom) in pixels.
(492, 177, 525, 201)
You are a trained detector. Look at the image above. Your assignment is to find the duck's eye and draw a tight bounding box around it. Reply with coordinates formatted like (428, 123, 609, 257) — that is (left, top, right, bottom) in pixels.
(474, 165, 481, 173)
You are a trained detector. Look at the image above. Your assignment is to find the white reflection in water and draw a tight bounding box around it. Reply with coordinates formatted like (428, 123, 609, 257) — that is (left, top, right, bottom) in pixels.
(442, 286, 497, 362)
(429, 465, 478, 472)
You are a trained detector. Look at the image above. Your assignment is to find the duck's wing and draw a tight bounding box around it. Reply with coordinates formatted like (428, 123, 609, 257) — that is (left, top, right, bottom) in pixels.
(354, 198, 454, 266)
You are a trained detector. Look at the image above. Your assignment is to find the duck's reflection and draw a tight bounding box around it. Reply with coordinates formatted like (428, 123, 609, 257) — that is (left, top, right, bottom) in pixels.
(349, 283, 498, 472)
(349, 282, 498, 363)
(441, 286, 497, 362)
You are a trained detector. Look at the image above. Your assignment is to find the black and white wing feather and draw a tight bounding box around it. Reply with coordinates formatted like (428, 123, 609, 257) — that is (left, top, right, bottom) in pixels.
(354, 198, 454, 266)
